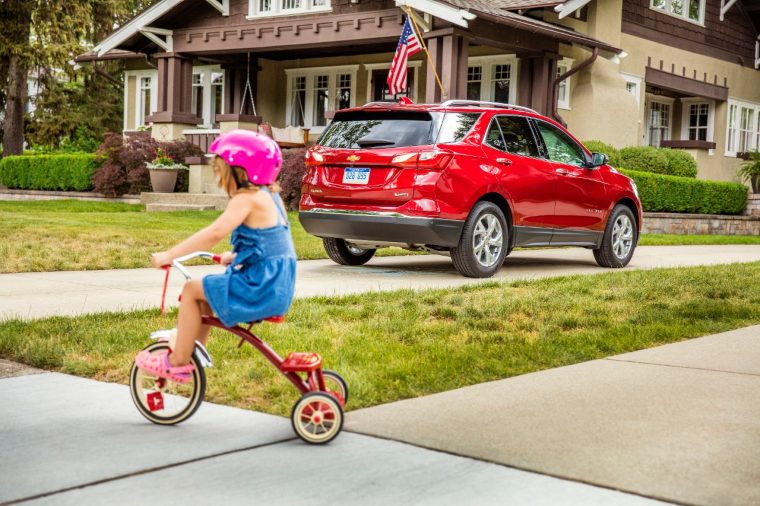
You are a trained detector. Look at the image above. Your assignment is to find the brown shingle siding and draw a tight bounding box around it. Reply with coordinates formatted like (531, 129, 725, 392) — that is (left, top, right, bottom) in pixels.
(622, 0, 757, 67)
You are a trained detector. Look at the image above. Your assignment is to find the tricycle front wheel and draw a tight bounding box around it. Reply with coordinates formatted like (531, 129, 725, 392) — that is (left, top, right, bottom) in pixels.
(130, 342, 206, 425)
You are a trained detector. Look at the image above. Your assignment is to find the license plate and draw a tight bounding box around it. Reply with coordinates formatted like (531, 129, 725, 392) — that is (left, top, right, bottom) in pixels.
(343, 167, 371, 185)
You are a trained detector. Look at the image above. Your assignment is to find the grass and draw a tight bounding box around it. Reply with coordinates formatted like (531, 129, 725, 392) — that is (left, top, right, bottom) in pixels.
(0, 200, 413, 273)
(1, 200, 758, 273)
(2, 262, 759, 416)
(638, 234, 760, 245)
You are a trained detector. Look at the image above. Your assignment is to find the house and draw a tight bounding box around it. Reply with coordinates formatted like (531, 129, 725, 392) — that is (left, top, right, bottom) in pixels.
(75, 0, 760, 183)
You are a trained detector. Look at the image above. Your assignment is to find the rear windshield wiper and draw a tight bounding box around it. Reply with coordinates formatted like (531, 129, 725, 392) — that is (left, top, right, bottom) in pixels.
(355, 138, 395, 147)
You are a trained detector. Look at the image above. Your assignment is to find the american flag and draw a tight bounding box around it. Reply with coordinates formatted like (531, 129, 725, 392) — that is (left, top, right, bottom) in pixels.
(387, 18, 421, 96)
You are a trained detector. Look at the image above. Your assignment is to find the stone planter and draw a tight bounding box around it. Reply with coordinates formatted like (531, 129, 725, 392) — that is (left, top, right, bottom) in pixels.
(147, 163, 186, 193)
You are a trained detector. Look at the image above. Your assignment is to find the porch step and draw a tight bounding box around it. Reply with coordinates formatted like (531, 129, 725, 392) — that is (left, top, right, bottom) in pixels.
(146, 203, 217, 212)
(141, 192, 229, 211)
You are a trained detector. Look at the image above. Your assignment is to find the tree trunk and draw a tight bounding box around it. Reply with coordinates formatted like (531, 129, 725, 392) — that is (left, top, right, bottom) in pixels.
(3, 55, 27, 156)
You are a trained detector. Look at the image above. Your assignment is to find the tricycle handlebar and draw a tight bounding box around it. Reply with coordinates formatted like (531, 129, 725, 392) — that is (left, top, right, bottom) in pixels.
(171, 251, 222, 280)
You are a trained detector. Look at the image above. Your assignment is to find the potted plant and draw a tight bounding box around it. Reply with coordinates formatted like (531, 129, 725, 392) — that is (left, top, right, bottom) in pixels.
(737, 151, 760, 193)
(146, 147, 187, 193)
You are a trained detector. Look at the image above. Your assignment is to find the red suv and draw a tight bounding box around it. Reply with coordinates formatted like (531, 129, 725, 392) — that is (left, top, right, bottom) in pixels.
(299, 100, 642, 278)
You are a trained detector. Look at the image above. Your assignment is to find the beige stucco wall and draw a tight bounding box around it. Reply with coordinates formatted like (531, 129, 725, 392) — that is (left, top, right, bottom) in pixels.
(551, 0, 760, 183)
(618, 32, 760, 182)
(125, 76, 137, 132)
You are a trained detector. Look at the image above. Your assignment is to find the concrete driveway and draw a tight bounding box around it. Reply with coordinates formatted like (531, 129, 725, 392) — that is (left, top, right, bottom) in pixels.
(1, 245, 759, 320)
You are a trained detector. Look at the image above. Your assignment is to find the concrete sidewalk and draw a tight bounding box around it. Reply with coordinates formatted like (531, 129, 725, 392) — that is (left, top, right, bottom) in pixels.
(2, 244, 760, 320)
(346, 325, 760, 506)
(0, 372, 662, 505)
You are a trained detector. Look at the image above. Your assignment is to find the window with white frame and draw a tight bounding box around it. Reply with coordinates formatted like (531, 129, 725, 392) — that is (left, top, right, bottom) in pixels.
(466, 56, 518, 104)
(556, 58, 574, 110)
(726, 99, 760, 156)
(139, 76, 153, 127)
(249, 0, 331, 18)
(650, 0, 704, 24)
(467, 66, 482, 101)
(124, 70, 158, 131)
(683, 101, 711, 142)
(365, 61, 422, 102)
(191, 66, 224, 128)
(689, 103, 709, 141)
(285, 65, 358, 132)
(647, 97, 672, 147)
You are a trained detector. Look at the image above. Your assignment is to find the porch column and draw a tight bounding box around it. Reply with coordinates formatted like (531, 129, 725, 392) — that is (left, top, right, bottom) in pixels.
(425, 37, 443, 103)
(518, 55, 558, 116)
(149, 52, 199, 141)
(217, 58, 262, 133)
(425, 34, 469, 103)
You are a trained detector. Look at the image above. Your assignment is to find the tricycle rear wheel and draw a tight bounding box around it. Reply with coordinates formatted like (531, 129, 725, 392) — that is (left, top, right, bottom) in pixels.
(291, 391, 344, 444)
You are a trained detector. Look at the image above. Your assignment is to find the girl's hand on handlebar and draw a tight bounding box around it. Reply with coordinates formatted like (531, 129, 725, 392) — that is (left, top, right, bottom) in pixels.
(151, 251, 172, 269)
(220, 251, 237, 266)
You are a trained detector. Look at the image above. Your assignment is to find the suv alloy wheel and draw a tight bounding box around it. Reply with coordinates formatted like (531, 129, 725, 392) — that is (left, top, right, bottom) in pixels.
(593, 205, 637, 268)
(451, 201, 509, 278)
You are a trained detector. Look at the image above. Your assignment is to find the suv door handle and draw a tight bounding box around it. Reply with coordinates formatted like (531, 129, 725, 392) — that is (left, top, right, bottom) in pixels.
(496, 158, 512, 166)
(555, 168, 570, 175)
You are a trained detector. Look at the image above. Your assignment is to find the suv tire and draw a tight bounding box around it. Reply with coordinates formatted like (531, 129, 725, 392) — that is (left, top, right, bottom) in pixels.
(593, 204, 637, 268)
(451, 202, 509, 278)
(323, 238, 376, 266)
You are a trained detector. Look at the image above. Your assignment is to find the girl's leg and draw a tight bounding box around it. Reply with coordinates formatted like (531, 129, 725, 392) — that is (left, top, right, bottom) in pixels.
(198, 301, 213, 346)
(170, 279, 208, 366)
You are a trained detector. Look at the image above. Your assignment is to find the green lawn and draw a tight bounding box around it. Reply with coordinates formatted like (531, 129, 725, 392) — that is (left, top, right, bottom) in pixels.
(1, 200, 758, 273)
(0, 200, 413, 273)
(2, 262, 759, 416)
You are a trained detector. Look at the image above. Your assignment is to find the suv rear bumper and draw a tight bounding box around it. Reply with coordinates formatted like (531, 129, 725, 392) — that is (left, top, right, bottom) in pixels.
(299, 210, 464, 247)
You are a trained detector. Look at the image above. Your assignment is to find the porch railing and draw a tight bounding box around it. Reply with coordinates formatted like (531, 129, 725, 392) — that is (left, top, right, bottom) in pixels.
(183, 129, 220, 154)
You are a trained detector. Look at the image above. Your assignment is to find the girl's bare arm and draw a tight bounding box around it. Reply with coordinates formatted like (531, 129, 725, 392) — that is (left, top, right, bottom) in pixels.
(151, 195, 252, 267)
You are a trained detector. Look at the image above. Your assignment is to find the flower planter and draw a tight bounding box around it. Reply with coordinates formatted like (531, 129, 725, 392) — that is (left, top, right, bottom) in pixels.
(149, 168, 180, 193)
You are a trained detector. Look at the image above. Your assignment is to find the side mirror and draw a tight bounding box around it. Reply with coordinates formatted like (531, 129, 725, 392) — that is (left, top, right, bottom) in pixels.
(589, 152, 609, 169)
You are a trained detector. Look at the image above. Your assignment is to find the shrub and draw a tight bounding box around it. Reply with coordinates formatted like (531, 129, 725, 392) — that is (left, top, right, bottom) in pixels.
(583, 140, 620, 166)
(0, 154, 102, 191)
(617, 146, 669, 174)
(92, 133, 201, 196)
(279, 148, 307, 210)
(617, 146, 697, 178)
(620, 168, 747, 215)
(660, 149, 698, 178)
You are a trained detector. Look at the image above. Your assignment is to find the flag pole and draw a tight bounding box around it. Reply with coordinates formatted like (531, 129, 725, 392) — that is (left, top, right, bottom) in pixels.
(405, 6, 448, 101)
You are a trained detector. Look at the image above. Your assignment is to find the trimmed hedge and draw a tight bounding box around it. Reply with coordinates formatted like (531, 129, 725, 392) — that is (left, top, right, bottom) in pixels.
(617, 146, 698, 178)
(0, 154, 102, 191)
(620, 168, 747, 215)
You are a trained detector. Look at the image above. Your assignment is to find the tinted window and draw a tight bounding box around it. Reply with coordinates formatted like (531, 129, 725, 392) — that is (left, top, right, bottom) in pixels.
(535, 121, 587, 166)
(496, 116, 540, 157)
(435, 113, 482, 144)
(485, 119, 506, 151)
(317, 111, 433, 149)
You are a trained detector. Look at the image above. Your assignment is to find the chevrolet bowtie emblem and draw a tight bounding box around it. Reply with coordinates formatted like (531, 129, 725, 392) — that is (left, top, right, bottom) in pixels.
(347, 155, 361, 162)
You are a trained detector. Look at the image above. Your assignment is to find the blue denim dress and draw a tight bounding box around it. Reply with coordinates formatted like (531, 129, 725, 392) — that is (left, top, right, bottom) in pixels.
(202, 189, 297, 327)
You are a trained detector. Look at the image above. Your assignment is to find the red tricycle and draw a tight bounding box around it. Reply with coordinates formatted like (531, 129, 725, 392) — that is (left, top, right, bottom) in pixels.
(129, 251, 347, 444)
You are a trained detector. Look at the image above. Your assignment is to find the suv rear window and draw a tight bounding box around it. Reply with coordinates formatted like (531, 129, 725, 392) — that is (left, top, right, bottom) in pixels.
(317, 111, 482, 149)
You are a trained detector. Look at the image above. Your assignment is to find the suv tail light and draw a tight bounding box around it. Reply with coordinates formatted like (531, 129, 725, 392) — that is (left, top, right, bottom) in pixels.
(391, 150, 453, 170)
(304, 150, 324, 167)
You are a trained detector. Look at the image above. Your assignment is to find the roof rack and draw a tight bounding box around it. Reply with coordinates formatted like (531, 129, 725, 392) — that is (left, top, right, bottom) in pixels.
(439, 100, 538, 114)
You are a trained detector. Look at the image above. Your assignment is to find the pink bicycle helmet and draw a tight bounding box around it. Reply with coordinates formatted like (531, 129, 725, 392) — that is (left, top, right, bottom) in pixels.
(209, 129, 282, 185)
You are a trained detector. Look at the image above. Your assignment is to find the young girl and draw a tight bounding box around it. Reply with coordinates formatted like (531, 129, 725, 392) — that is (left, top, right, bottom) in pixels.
(135, 129, 296, 382)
